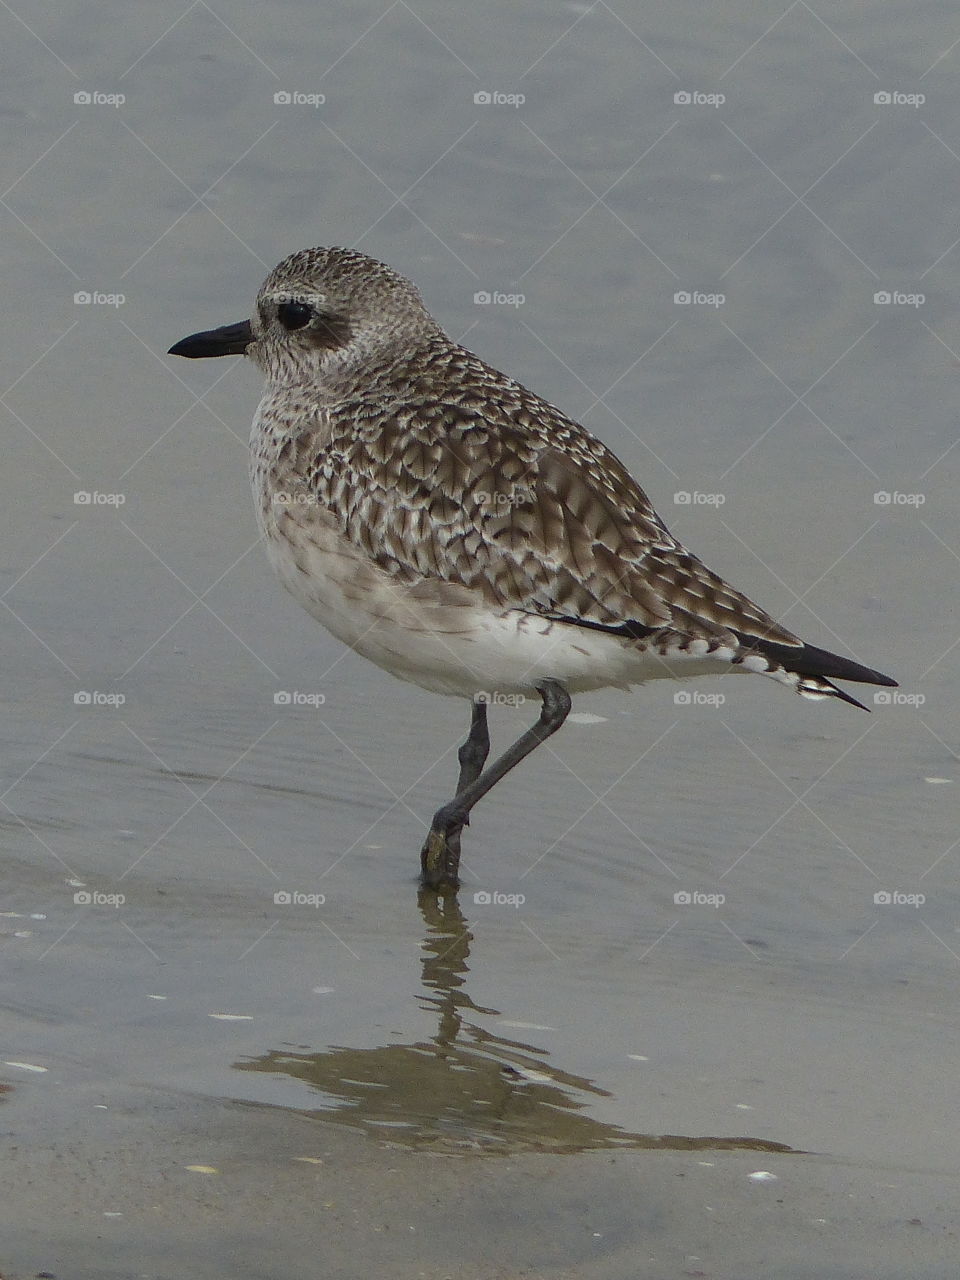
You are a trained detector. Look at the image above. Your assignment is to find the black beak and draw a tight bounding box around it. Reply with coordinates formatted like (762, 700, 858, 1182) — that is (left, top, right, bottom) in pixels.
(168, 320, 253, 359)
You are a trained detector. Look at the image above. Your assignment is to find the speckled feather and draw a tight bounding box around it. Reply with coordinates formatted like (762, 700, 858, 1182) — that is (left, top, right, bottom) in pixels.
(239, 248, 894, 705)
(274, 344, 796, 645)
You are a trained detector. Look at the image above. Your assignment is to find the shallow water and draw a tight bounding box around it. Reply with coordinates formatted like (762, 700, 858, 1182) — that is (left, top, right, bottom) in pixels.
(1, 0, 959, 1276)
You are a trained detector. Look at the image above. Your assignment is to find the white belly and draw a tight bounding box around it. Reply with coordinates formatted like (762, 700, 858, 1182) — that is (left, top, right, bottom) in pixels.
(259, 502, 740, 699)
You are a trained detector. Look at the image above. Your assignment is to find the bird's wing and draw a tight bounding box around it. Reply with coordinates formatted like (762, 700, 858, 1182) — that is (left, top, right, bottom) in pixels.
(298, 355, 801, 648)
(521, 442, 801, 646)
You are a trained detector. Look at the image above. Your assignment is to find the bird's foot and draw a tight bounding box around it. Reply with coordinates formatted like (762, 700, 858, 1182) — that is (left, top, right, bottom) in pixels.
(419, 811, 465, 891)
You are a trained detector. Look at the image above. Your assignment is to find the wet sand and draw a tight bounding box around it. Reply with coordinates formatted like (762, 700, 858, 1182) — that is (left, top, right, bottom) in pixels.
(2, 1072, 958, 1280)
(3, 863, 960, 1278)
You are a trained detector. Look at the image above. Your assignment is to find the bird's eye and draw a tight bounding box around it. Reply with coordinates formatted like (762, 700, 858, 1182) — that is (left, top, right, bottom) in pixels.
(277, 301, 314, 331)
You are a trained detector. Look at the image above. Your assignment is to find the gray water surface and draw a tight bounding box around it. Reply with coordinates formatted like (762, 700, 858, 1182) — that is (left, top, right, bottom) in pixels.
(1, 2, 958, 1276)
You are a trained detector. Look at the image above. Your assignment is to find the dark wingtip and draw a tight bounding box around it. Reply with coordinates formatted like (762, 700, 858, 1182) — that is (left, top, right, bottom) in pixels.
(745, 637, 896, 690)
(827, 683, 871, 711)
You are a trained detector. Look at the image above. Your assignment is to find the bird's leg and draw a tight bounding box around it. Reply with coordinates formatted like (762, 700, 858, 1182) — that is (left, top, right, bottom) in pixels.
(456, 699, 490, 795)
(427, 700, 491, 888)
(420, 681, 571, 891)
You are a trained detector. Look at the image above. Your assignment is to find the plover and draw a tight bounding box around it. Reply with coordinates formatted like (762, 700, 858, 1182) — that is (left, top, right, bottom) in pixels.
(170, 247, 896, 890)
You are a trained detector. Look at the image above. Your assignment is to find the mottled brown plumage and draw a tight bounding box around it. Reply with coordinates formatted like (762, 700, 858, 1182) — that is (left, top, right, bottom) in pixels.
(170, 246, 897, 888)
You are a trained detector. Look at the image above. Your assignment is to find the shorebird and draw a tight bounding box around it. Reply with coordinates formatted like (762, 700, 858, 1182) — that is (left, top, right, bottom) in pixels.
(170, 247, 896, 890)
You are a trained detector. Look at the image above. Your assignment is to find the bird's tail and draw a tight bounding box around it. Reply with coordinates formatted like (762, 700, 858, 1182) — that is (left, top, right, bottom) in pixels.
(734, 636, 897, 711)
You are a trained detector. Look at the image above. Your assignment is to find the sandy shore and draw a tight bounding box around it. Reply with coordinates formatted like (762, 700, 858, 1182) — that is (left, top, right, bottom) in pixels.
(1, 1067, 957, 1280)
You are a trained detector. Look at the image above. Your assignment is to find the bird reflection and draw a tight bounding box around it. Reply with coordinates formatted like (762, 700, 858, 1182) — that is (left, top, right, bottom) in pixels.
(234, 892, 797, 1156)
